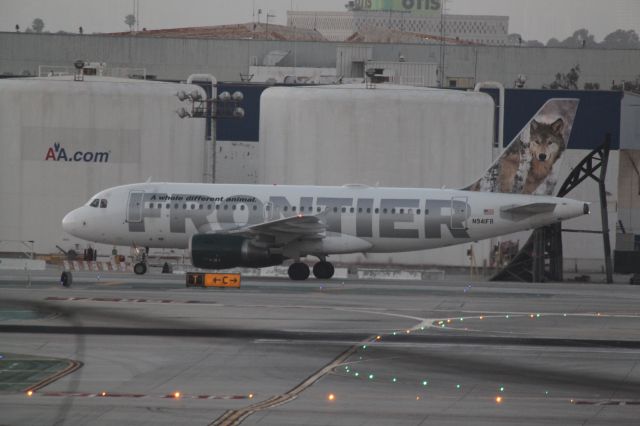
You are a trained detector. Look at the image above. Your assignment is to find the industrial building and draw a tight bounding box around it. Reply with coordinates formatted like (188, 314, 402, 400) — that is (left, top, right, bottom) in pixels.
(2, 32, 639, 89)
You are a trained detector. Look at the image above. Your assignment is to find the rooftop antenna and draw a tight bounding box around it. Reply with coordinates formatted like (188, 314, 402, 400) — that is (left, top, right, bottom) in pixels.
(266, 10, 276, 35)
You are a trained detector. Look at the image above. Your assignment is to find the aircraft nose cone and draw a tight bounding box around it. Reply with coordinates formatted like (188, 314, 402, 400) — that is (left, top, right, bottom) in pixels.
(62, 209, 85, 237)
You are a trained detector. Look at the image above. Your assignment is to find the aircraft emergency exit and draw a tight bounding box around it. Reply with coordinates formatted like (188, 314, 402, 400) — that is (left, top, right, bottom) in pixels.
(62, 98, 588, 280)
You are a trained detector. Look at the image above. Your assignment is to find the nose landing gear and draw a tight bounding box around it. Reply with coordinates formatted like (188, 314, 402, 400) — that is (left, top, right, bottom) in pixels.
(133, 262, 147, 275)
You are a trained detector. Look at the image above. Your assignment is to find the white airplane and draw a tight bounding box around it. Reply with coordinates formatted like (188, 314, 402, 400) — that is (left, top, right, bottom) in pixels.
(62, 99, 588, 280)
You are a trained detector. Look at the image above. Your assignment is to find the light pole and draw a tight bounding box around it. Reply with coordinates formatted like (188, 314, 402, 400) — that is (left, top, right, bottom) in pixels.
(439, 0, 448, 88)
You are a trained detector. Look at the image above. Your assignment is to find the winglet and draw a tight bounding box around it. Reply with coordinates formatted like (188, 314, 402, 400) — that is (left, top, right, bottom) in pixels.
(465, 99, 579, 195)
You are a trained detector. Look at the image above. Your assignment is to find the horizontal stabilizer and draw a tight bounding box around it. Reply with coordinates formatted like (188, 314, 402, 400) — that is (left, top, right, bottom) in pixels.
(501, 203, 557, 216)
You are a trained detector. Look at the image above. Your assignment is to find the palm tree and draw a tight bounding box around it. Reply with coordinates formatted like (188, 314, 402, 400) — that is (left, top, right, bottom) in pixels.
(31, 18, 45, 33)
(124, 14, 136, 32)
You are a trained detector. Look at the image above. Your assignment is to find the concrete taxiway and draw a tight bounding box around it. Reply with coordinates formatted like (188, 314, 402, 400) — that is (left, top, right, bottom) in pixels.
(1, 269, 640, 425)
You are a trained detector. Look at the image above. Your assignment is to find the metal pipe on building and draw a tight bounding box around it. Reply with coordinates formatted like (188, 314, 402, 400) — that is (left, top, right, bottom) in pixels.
(187, 74, 218, 183)
(474, 81, 505, 156)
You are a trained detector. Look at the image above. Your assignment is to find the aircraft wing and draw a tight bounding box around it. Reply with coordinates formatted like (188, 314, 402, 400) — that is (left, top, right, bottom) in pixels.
(201, 214, 327, 246)
(235, 214, 326, 237)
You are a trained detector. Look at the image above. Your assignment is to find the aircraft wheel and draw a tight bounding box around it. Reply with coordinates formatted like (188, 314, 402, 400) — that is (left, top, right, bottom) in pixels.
(313, 261, 335, 280)
(60, 271, 73, 288)
(288, 262, 310, 281)
(134, 262, 148, 275)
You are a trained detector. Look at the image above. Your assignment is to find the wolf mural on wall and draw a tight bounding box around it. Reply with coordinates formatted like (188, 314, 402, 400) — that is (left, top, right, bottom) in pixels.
(466, 99, 580, 196)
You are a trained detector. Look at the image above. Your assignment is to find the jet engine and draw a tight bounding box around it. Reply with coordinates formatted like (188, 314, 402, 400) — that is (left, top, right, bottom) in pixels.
(190, 234, 284, 270)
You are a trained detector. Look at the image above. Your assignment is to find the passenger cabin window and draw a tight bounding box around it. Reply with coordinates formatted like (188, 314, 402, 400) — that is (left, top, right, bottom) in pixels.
(90, 199, 100, 208)
(100, 199, 108, 208)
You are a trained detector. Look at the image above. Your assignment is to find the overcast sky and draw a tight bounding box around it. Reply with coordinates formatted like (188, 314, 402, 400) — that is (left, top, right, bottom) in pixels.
(1, 0, 638, 43)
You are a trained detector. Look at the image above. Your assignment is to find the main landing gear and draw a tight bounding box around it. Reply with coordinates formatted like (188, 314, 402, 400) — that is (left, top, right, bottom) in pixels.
(287, 260, 335, 281)
(288, 262, 310, 281)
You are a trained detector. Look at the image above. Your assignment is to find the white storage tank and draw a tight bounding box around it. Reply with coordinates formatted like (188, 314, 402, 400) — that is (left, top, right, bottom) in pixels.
(0, 76, 206, 254)
(259, 84, 495, 267)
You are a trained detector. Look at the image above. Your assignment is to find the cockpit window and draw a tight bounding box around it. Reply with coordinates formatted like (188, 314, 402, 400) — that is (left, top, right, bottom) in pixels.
(100, 199, 108, 208)
(90, 199, 100, 208)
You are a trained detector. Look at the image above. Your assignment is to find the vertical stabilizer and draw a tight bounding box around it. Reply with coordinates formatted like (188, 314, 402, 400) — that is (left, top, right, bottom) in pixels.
(466, 99, 579, 195)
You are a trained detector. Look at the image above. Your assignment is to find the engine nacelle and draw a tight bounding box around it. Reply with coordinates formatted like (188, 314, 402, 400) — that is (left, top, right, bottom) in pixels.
(190, 234, 284, 270)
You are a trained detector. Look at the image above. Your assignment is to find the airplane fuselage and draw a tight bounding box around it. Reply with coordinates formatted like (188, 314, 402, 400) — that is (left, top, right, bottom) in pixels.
(62, 182, 587, 256)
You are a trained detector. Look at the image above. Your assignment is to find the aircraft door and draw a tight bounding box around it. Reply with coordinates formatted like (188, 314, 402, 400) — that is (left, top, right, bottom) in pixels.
(451, 196, 469, 230)
(264, 202, 275, 222)
(127, 191, 145, 223)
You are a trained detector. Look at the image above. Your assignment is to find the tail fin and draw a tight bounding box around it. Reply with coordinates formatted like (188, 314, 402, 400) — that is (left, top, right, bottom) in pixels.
(465, 98, 579, 195)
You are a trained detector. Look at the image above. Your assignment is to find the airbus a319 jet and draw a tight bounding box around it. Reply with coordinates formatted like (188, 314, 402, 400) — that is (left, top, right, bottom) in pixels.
(63, 99, 588, 280)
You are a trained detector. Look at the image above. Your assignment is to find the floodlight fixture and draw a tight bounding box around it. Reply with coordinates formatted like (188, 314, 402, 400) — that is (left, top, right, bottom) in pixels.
(176, 107, 191, 119)
(233, 108, 246, 119)
(232, 91, 244, 102)
(176, 90, 189, 101)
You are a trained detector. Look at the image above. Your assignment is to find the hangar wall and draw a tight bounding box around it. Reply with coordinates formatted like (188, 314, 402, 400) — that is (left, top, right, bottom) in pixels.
(0, 76, 206, 254)
(260, 84, 495, 267)
(618, 92, 640, 245)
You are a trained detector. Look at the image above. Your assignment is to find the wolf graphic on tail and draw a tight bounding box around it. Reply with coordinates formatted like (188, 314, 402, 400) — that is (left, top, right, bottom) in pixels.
(466, 99, 579, 196)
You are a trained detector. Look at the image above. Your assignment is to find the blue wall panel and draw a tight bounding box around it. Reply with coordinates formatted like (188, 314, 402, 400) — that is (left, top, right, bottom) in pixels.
(216, 83, 266, 142)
